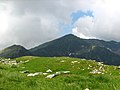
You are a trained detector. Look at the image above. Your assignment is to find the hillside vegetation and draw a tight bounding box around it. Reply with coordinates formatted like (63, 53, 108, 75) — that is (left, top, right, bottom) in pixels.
(0, 56, 120, 90)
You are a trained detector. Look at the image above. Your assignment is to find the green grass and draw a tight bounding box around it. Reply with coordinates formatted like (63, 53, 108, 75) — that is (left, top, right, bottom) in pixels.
(0, 56, 120, 90)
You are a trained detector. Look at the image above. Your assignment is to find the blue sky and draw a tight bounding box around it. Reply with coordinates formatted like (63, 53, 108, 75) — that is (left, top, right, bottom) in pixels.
(71, 10, 94, 24)
(60, 10, 94, 35)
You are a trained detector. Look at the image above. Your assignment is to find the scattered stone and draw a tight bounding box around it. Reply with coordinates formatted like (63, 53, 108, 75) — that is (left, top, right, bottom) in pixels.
(61, 71, 70, 74)
(102, 69, 105, 72)
(99, 66, 103, 71)
(89, 65, 92, 68)
(84, 88, 89, 90)
(102, 73, 104, 75)
(27, 72, 41, 77)
(8, 58, 11, 60)
(24, 60, 29, 63)
(27, 73, 36, 77)
(117, 66, 120, 69)
(71, 61, 80, 64)
(10, 61, 17, 65)
(90, 69, 101, 74)
(46, 69, 52, 73)
(81, 59, 86, 60)
(98, 62, 104, 66)
(46, 70, 71, 79)
(55, 72, 61, 75)
(20, 70, 29, 73)
(43, 73, 48, 75)
(34, 72, 40, 76)
(46, 71, 70, 79)
(46, 74, 56, 79)
(0, 59, 18, 66)
(19, 61, 24, 64)
(82, 69, 85, 70)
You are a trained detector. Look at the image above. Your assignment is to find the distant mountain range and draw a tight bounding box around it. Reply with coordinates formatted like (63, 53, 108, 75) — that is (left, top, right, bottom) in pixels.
(0, 34, 120, 65)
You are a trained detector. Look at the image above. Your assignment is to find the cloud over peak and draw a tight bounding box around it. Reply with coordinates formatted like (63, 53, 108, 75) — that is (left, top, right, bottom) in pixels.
(0, 0, 120, 49)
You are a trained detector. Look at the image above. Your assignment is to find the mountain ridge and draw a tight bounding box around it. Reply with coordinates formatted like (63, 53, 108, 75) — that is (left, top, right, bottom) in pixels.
(30, 34, 120, 65)
(0, 34, 120, 65)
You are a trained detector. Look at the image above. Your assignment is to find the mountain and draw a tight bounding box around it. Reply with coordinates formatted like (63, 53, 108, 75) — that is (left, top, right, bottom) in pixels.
(30, 34, 91, 56)
(79, 46, 120, 65)
(85, 39, 120, 55)
(0, 45, 31, 59)
(0, 34, 120, 65)
(30, 34, 120, 65)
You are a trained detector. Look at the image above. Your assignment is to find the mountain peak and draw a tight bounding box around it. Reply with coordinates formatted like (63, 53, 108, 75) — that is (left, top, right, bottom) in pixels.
(58, 34, 81, 41)
(62, 34, 78, 38)
(7, 44, 23, 48)
(30, 34, 120, 65)
(0, 45, 31, 59)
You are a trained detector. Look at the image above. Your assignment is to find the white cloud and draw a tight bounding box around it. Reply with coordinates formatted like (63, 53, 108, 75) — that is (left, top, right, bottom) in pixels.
(0, 0, 120, 49)
(0, 0, 62, 49)
(72, 27, 96, 39)
(73, 0, 120, 41)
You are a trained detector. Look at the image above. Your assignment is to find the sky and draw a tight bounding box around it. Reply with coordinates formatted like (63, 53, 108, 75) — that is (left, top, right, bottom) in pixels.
(0, 0, 120, 49)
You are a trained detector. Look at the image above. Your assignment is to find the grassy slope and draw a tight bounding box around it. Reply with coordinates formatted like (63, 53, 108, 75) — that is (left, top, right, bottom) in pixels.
(0, 56, 120, 90)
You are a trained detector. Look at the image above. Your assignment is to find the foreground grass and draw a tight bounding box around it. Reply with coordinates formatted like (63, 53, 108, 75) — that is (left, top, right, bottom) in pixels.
(0, 56, 120, 90)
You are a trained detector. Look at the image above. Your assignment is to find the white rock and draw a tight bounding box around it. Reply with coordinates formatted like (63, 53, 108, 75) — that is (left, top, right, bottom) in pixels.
(27, 73, 35, 77)
(98, 62, 104, 66)
(89, 65, 92, 68)
(71, 61, 79, 64)
(34, 72, 40, 76)
(43, 73, 48, 75)
(102, 73, 104, 74)
(24, 60, 29, 63)
(61, 71, 70, 74)
(55, 72, 61, 75)
(46, 69, 52, 73)
(20, 70, 29, 73)
(77, 61, 80, 63)
(27, 72, 41, 76)
(102, 69, 105, 72)
(81, 59, 86, 60)
(8, 58, 11, 60)
(99, 66, 103, 70)
(46, 74, 56, 79)
(84, 88, 89, 90)
(117, 66, 120, 69)
(90, 69, 101, 74)
(97, 72, 101, 74)
(82, 69, 85, 70)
